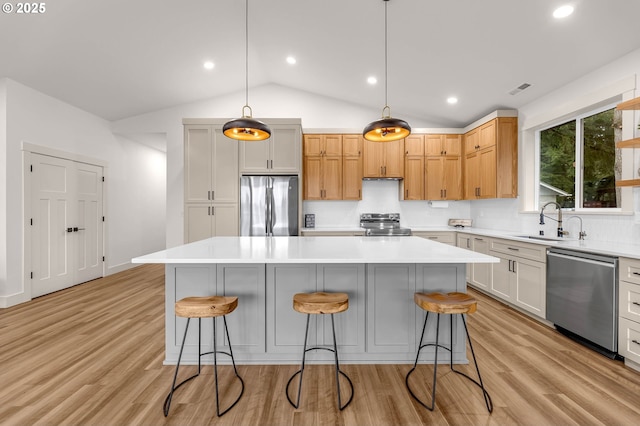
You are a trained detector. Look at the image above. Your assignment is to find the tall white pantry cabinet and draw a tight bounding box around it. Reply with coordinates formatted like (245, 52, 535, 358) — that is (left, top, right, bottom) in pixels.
(183, 118, 302, 243)
(184, 124, 239, 243)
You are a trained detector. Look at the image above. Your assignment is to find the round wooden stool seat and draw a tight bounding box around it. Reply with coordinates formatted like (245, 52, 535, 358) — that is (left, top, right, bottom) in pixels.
(175, 296, 238, 318)
(414, 292, 477, 315)
(293, 292, 349, 314)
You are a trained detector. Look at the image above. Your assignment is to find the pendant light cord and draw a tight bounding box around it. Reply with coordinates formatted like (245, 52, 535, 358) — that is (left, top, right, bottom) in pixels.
(245, 0, 249, 108)
(384, 0, 388, 109)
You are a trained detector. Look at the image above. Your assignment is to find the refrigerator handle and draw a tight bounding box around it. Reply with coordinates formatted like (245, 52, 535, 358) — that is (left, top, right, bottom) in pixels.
(266, 177, 274, 235)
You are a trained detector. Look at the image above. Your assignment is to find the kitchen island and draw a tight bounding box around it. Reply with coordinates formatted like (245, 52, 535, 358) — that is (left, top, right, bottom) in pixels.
(132, 236, 498, 365)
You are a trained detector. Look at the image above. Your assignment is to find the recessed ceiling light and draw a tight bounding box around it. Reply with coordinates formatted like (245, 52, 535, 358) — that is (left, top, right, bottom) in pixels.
(447, 97, 458, 105)
(203, 61, 215, 70)
(367, 76, 377, 85)
(286, 56, 297, 65)
(553, 5, 574, 19)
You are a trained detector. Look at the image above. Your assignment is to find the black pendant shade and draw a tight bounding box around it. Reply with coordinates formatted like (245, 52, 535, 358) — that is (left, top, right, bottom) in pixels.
(223, 106, 271, 141)
(363, 113, 411, 142)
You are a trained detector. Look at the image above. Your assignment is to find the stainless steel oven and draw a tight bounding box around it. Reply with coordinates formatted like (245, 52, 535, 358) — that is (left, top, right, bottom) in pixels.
(546, 247, 619, 358)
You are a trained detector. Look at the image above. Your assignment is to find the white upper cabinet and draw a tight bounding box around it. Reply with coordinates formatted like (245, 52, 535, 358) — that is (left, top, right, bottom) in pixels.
(239, 124, 301, 174)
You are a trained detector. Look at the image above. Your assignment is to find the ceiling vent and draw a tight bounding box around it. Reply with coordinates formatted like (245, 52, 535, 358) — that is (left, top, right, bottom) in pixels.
(509, 83, 531, 96)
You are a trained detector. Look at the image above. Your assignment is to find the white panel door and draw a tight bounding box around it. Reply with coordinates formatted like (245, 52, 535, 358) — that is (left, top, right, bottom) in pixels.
(31, 154, 104, 297)
(74, 162, 104, 284)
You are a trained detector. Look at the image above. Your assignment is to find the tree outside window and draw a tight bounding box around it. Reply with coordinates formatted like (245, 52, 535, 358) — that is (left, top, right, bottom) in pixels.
(539, 108, 617, 209)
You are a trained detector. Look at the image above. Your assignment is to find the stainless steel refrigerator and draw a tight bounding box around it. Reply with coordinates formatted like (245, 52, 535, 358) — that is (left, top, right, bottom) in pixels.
(240, 176, 299, 236)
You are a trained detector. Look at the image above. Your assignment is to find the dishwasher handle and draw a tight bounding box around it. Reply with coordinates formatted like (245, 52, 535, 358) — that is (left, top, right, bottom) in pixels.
(547, 251, 616, 268)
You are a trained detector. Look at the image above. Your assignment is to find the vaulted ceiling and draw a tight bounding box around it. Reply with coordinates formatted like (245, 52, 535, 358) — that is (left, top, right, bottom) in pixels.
(2, 0, 640, 127)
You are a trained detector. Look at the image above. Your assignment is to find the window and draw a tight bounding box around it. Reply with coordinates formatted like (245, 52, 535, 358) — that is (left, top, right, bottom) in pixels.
(538, 106, 618, 209)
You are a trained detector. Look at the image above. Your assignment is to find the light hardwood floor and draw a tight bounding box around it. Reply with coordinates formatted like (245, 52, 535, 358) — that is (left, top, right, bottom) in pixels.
(1, 264, 640, 425)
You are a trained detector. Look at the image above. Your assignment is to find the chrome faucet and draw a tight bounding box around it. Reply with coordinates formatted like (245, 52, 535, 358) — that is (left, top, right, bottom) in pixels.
(539, 201, 568, 238)
(567, 216, 587, 240)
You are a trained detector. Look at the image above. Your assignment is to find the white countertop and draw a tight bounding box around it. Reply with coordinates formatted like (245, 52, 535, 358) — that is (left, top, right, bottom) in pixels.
(131, 236, 499, 264)
(302, 226, 640, 260)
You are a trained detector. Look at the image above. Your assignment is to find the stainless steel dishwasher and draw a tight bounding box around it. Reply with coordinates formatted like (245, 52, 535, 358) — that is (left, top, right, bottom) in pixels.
(546, 247, 619, 358)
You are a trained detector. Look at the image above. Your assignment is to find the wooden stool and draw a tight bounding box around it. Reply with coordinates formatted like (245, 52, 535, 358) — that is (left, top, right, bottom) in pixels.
(405, 292, 492, 413)
(286, 292, 354, 410)
(163, 296, 244, 417)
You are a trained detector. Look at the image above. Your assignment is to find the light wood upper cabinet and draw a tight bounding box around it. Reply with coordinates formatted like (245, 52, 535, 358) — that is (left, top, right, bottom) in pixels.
(464, 117, 517, 199)
(405, 135, 425, 156)
(426, 134, 461, 156)
(403, 135, 424, 200)
(424, 134, 462, 200)
(404, 156, 424, 200)
(342, 135, 363, 200)
(363, 138, 404, 178)
(426, 155, 462, 200)
(303, 135, 343, 200)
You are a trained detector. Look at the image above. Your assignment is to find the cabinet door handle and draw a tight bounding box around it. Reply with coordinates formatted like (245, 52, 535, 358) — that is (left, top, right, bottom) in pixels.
(508, 260, 512, 272)
(632, 340, 640, 346)
(632, 301, 640, 306)
(474, 238, 483, 241)
(633, 272, 640, 276)
(508, 247, 520, 251)
(406, 189, 408, 198)
(443, 189, 447, 198)
(513, 260, 517, 273)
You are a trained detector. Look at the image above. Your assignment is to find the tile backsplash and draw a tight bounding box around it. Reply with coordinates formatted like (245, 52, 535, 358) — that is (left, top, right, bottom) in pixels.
(303, 180, 471, 228)
(303, 180, 640, 245)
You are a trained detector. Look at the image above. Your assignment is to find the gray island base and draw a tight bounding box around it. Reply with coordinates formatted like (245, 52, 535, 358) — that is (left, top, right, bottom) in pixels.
(132, 236, 498, 365)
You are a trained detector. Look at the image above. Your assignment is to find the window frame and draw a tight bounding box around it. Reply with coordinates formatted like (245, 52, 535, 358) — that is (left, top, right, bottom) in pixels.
(535, 102, 620, 212)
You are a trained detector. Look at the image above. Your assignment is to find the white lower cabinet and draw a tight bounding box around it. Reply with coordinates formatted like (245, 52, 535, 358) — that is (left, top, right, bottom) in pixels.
(366, 264, 416, 354)
(266, 264, 365, 356)
(413, 231, 456, 246)
(469, 236, 492, 291)
(217, 264, 266, 354)
(184, 203, 239, 243)
(618, 258, 640, 370)
(166, 264, 266, 363)
(456, 234, 492, 292)
(489, 238, 547, 319)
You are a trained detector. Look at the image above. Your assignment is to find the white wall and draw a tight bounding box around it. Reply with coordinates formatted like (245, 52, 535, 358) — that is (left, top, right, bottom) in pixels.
(0, 79, 7, 297)
(471, 48, 640, 244)
(112, 83, 434, 248)
(0, 79, 166, 306)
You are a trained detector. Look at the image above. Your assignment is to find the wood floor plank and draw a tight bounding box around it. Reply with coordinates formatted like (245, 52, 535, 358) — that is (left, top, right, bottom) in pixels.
(1, 264, 639, 425)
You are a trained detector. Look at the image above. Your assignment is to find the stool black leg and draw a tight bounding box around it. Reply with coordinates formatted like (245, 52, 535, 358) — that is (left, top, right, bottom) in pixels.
(286, 313, 354, 410)
(164, 316, 244, 417)
(286, 313, 311, 408)
(164, 318, 201, 416)
(407, 311, 493, 414)
(450, 314, 493, 413)
(331, 313, 354, 410)
(210, 315, 245, 417)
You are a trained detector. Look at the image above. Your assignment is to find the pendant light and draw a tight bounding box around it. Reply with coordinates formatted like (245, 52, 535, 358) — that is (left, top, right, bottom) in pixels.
(363, 0, 411, 142)
(223, 0, 271, 141)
